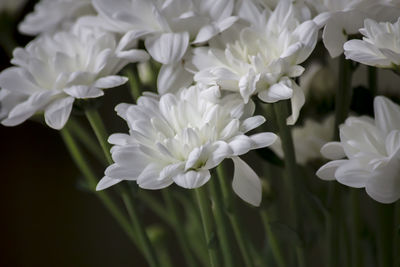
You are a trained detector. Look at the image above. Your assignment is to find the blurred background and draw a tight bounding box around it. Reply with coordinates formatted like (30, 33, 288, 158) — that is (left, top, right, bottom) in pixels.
(0, 1, 148, 266)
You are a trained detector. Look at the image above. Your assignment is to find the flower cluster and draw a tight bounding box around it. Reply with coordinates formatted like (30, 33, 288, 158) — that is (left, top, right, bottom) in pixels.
(1, 0, 400, 207)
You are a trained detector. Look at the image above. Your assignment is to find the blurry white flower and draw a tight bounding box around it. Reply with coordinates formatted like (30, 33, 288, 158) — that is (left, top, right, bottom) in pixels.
(96, 85, 277, 206)
(272, 115, 334, 164)
(82, 0, 237, 63)
(80, 0, 238, 94)
(308, 0, 400, 57)
(190, 0, 318, 125)
(0, 0, 26, 15)
(344, 18, 400, 69)
(317, 96, 400, 203)
(0, 25, 149, 130)
(19, 0, 95, 36)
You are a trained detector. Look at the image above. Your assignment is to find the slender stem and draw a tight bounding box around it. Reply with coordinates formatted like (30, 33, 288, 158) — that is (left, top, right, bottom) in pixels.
(209, 175, 235, 267)
(260, 210, 286, 267)
(350, 190, 362, 267)
(195, 187, 220, 267)
(368, 66, 378, 97)
(140, 191, 175, 226)
(272, 100, 305, 267)
(60, 128, 139, 247)
(68, 118, 107, 165)
(334, 55, 354, 140)
(124, 65, 142, 102)
(162, 189, 197, 267)
(84, 109, 113, 164)
(217, 165, 254, 267)
(377, 204, 394, 267)
(122, 192, 160, 267)
(84, 108, 160, 267)
(328, 55, 354, 267)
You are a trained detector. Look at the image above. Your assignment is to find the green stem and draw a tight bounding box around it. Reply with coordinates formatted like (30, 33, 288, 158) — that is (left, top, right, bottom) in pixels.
(272, 100, 305, 267)
(350, 190, 362, 267)
(377, 204, 394, 267)
(162, 189, 197, 267)
(368, 66, 378, 97)
(68, 118, 107, 165)
(195, 187, 220, 267)
(209, 174, 235, 267)
(334, 55, 354, 140)
(217, 165, 254, 267)
(60, 128, 139, 247)
(395, 202, 400, 267)
(260, 210, 286, 267)
(84, 108, 160, 267)
(84, 109, 113, 164)
(124, 65, 142, 102)
(140, 191, 175, 226)
(328, 55, 354, 267)
(122, 192, 160, 267)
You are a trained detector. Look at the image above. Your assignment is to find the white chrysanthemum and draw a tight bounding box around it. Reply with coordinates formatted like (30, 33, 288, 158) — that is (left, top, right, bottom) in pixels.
(189, 0, 318, 125)
(97, 85, 277, 206)
(272, 115, 334, 164)
(0, 0, 26, 15)
(308, 0, 400, 57)
(80, 0, 238, 94)
(82, 0, 237, 62)
(19, 0, 95, 36)
(317, 96, 400, 203)
(0, 25, 149, 130)
(344, 18, 400, 69)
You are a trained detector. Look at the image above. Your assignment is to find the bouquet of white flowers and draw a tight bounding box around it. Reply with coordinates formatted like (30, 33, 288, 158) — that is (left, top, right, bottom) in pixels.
(1, 0, 400, 266)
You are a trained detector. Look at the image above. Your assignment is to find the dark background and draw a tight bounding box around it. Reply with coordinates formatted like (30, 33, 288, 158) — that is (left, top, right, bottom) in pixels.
(0, 1, 147, 266)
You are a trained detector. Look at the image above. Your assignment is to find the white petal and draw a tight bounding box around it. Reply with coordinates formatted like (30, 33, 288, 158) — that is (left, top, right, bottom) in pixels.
(229, 135, 255, 156)
(94, 76, 128, 89)
(249, 132, 278, 149)
(173, 170, 211, 189)
(145, 32, 189, 64)
(204, 141, 233, 169)
(286, 81, 305, 125)
(374, 96, 400, 135)
(321, 142, 346, 160)
(117, 30, 151, 51)
(2, 91, 53, 126)
(96, 176, 122, 191)
(64, 86, 104, 99)
(240, 116, 266, 133)
(0, 67, 41, 94)
(344, 40, 391, 67)
(365, 164, 400, 204)
(137, 164, 173, 189)
(157, 62, 193, 94)
(117, 49, 150, 62)
(232, 157, 262, 207)
(258, 82, 293, 103)
(386, 131, 400, 157)
(335, 161, 370, 188)
(316, 160, 348, 181)
(104, 163, 139, 180)
(44, 97, 74, 130)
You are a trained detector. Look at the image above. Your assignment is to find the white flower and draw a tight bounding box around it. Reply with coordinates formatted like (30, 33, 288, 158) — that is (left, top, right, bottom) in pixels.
(96, 85, 277, 207)
(271, 115, 334, 164)
(80, 0, 238, 94)
(344, 18, 400, 69)
(0, 0, 26, 15)
(82, 0, 237, 62)
(0, 25, 149, 130)
(19, 0, 95, 36)
(189, 0, 318, 125)
(308, 0, 400, 57)
(317, 96, 400, 203)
